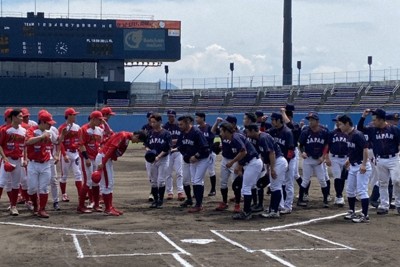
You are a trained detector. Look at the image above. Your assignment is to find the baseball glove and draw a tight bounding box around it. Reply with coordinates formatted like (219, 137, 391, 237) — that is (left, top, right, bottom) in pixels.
(145, 150, 157, 163)
(183, 154, 191, 164)
(3, 161, 16, 172)
(256, 173, 270, 189)
(211, 142, 221, 155)
(232, 175, 243, 191)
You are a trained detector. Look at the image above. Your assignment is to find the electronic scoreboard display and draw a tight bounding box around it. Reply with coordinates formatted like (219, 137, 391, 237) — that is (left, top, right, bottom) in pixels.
(0, 16, 181, 62)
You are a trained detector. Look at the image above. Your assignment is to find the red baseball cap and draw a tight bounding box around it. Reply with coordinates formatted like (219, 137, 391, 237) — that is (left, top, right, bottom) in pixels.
(90, 111, 105, 120)
(4, 108, 13, 118)
(38, 109, 48, 117)
(64, 108, 79, 117)
(21, 108, 30, 117)
(39, 112, 56, 125)
(100, 107, 116, 116)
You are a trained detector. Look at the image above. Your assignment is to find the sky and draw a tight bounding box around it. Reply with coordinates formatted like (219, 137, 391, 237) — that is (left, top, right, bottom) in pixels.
(3, 0, 400, 84)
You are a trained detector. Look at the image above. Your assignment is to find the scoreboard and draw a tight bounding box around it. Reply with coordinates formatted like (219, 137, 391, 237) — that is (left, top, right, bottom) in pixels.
(0, 16, 181, 62)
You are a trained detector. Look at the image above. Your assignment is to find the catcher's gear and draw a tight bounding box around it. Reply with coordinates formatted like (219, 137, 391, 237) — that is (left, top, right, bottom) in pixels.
(3, 161, 16, 172)
(145, 150, 157, 163)
(91, 170, 102, 183)
(232, 175, 243, 191)
(257, 173, 270, 189)
(183, 154, 191, 164)
(211, 141, 221, 155)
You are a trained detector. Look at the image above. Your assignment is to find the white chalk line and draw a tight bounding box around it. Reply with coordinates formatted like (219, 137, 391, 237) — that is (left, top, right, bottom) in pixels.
(0, 221, 112, 234)
(294, 229, 356, 250)
(259, 250, 297, 267)
(172, 253, 195, 267)
(71, 234, 84, 259)
(210, 230, 254, 253)
(157, 231, 191, 256)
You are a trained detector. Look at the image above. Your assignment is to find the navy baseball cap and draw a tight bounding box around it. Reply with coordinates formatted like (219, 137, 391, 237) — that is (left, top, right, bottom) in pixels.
(166, 109, 176, 116)
(244, 123, 259, 132)
(270, 112, 283, 121)
(305, 112, 319, 120)
(285, 103, 295, 111)
(225, 115, 237, 124)
(255, 110, 264, 118)
(195, 112, 206, 119)
(332, 115, 341, 122)
(146, 111, 153, 118)
(337, 114, 352, 124)
(386, 113, 399, 121)
(371, 108, 386, 119)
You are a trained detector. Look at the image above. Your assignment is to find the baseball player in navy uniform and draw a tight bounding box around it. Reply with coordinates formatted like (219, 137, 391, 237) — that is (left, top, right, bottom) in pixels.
(337, 115, 372, 223)
(325, 115, 348, 207)
(217, 122, 263, 220)
(141, 111, 154, 202)
(298, 112, 330, 207)
(176, 115, 210, 212)
(212, 115, 242, 213)
(255, 110, 272, 132)
(269, 112, 295, 214)
(195, 112, 217, 197)
(145, 113, 172, 209)
(358, 108, 400, 215)
(163, 109, 185, 201)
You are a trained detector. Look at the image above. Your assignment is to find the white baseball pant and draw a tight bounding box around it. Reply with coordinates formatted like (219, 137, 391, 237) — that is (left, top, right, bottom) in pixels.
(166, 152, 183, 194)
(346, 162, 371, 199)
(241, 157, 263, 196)
(147, 155, 169, 188)
(60, 151, 82, 182)
(220, 157, 238, 189)
(27, 161, 51, 195)
(375, 157, 400, 210)
(301, 157, 327, 188)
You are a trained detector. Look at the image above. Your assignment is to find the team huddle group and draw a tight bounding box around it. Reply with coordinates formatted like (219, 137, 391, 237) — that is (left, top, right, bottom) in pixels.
(1, 104, 400, 222)
(142, 104, 400, 222)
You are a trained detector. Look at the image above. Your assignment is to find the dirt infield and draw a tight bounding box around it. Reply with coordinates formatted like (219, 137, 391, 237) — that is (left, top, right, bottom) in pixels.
(1, 147, 399, 267)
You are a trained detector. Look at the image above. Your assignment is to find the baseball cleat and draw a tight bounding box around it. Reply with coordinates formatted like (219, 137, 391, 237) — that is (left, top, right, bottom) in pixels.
(25, 201, 34, 211)
(297, 200, 308, 207)
(352, 213, 369, 223)
(62, 194, 70, 202)
(250, 204, 264, 213)
(389, 202, 396, 209)
(323, 201, 329, 208)
(303, 194, 310, 202)
(37, 210, 50, 218)
(112, 207, 124, 215)
(150, 201, 159, 208)
(233, 204, 241, 213)
(215, 202, 229, 211)
(232, 211, 252, 220)
(279, 208, 292, 215)
(148, 193, 154, 202)
(53, 202, 61, 211)
(327, 195, 332, 202)
(370, 200, 379, 208)
(104, 209, 120, 216)
(260, 211, 280, 219)
(177, 193, 185, 201)
(92, 206, 103, 212)
(10, 206, 19, 216)
(208, 191, 216, 197)
(188, 206, 203, 213)
(180, 199, 193, 208)
(167, 193, 174, 200)
(334, 197, 345, 207)
(376, 208, 389, 215)
(77, 206, 93, 214)
(344, 210, 356, 220)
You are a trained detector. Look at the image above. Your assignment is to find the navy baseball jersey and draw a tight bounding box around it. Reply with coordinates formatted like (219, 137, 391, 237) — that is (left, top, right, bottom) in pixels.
(228, 133, 259, 166)
(163, 121, 181, 148)
(144, 129, 172, 156)
(177, 126, 210, 160)
(268, 125, 294, 160)
(328, 128, 348, 156)
(259, 121, 272, 132)
(256, 132, 283, 164)
(356, 117, 374, 148)
(346, 128, 368, 164)
(360, 124, 400, 156)
(299, 126, 329, 159)
(197, 123, 215, 147)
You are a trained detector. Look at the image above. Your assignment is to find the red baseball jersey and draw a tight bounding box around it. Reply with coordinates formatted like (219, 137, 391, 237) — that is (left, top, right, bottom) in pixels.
(99, 121, 114, 145)
(25, 126, 52, 162)
(58, 122, 80, 153)
(0, 125, 26, 159)
(79, 123, 104, 160)
(99, 131, 132, 162)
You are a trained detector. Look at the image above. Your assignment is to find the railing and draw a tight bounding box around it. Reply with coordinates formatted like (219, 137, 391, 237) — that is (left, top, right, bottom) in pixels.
(165, 68, 400, 90)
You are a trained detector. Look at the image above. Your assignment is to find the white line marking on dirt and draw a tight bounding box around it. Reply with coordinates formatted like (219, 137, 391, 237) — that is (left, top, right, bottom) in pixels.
(157, 232, 191, 255)
(84, 252, 180, 257)
(0, 221, 111, 234)
(294, 229, 356, 250)
(261, 248, 351, 252)
(210, 230, 254, 253)
(181, 239, 215, 244)
(172, 253, 194, 267)
(259, 250, 297, 267)
(71, 234, 84, 259)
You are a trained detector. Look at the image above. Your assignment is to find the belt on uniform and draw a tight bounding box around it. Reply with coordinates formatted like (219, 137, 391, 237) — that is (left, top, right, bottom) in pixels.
(376, 154, 396, 159)
(67, 149, 77, 153)
(350, 161, 362, 166)
(332, 154, 346, 158)
(10, 157, 20, 160)
(31, 160, 47, 164)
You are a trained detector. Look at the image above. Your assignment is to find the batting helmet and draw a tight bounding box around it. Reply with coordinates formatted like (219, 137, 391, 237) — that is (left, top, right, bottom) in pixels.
(91, 170, 102, 183)
(145, 150, 157, 163)
(256, 173, 270, 189)
(3, 161, 16, 172)
(232, 175, 243, 191)
(211, 142, 221, 155)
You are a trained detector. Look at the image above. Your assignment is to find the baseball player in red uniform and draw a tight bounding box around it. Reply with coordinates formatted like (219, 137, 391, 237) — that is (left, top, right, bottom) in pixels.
(25, 111, 58, 218)
(0, 109, 27, 216)
(77, 111, 104, 214)
(0, 109, 13, 201)
(100, 107, 115, 143)
(58, 108, 82, 202)
(95, 131, 146, 216)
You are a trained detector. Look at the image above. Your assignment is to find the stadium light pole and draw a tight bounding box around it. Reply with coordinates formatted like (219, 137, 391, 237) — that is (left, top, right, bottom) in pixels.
(368, 56, 372, 84)
(297, 60, 301, 88)
(100, 0, 103, 19)
(230, 62, 234, 89)
(164, 65, 169, 90)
